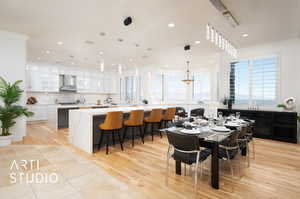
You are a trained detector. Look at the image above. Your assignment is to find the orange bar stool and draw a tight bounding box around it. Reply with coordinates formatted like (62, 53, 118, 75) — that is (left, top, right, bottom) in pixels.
(144, 108, 163, 141)
(161, 107, 176, 128)
(123, 110, 145, 147)
(98, 111, 124, 155)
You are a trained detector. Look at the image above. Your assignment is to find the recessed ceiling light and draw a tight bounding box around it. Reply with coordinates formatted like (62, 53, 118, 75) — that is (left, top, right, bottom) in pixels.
(57, 41, 63, 45)
(45, 50, 51, 54)
(99, 51, 103, 55)
(195, 40, 201, 44)
(147, 48, 152, 51)
(129, 58, 133, 62)
(142, 55, 148, 58)
(242, 33, 249, 38)
(135, 44, 140, 47)
(117, 38, 124, 42)
(168, 23, 175, 28)
(99, 32, 106, 36)
(69, 55, 74, 58)
(71, 62, 75, 65)
(85, 40, 94, 44)
(37, 57, 41, 60)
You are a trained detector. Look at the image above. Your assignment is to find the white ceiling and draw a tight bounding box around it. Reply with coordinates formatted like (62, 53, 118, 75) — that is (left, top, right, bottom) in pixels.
(0, 0, 299, 71)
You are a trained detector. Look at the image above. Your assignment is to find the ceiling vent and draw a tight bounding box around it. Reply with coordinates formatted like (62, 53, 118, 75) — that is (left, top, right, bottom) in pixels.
(209, 0, 239, 27)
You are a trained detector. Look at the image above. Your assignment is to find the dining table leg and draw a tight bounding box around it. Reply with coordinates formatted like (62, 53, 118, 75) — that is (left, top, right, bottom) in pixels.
(175, 160, 181, 175)
(211, 142, 219, 189)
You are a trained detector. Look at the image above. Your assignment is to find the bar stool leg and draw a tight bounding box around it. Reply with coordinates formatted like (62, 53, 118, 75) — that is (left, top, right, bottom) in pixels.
(139, 126, 144, 144)
(112, 130, 115, 146)
(159, 122, 163, 138)
(117, 129, 124, 151)
(98, 130, 103, 150)
(106, 131, 110, 155)
(150, 123, 154, 141)
(131, 127, 134, 147)
(123, 126, 128, 141)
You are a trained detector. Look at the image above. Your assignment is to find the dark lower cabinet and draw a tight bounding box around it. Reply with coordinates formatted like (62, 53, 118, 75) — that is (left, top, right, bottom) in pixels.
(218, 108, 298, 143)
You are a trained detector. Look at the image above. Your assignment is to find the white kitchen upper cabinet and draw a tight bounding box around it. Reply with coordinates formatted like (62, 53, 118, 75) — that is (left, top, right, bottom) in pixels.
(26, 65, 59, 92)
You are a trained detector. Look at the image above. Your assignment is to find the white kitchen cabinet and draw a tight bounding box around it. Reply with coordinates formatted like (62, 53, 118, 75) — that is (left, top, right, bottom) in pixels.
(26, 66, 59, 92)
(27, 105, 48, 122)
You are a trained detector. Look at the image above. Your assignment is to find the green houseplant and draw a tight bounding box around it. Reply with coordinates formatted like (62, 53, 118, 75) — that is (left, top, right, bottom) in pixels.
(0, 77, 33, 145)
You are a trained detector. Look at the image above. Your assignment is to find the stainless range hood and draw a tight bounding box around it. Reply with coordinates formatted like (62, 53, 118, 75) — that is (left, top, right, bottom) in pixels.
(59, 74, 77, 92)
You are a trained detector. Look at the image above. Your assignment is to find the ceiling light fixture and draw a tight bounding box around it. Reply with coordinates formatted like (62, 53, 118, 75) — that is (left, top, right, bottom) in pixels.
(195, 40, 201, 44)
(100, 62, 104, 72)
(45, 50, 51, 54)
(206, 23, 237, 58)
(99, 32, 106, 36)
(182, 61, 194, 84)
(57, 41, 63, 45)
(168, 23, 175, 28)
(117, 38, 124, 42)
(118, 64, 122, 74)
(129, 58, 133, 62)
(99, 51, 103, 55)
(242, 33, 249, 38)
(71, 62, 75, 65)
(85, 40, 94, 44)
(37, 57, 41, 60)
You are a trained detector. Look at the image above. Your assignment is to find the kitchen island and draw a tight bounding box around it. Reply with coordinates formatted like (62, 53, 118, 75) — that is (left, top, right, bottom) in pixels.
(69, 105, 169, 154)
(47, 104, 112, 131)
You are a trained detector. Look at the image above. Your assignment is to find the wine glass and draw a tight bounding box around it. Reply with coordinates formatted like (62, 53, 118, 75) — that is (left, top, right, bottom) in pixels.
(236, 112, 241, 119)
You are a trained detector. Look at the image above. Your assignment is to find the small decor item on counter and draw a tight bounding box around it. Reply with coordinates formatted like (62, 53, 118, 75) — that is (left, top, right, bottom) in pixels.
(26, 97, 37, 105)
(142, 99, 148, 105)
(0, 77, 33, 146)
(104, 97, 112, 104)
(227, 99, 233, 109)
(277, 97, 296, 111)
(97, 100, 101, 105)
(221, 96, 229, 106)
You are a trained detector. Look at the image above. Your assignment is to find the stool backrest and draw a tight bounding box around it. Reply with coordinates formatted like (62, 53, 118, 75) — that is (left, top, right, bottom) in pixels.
(164, 107, 176, 120)
(102, 111, 123, 130)
(128, 110, 144, 126)
(148, 108, 163, 122)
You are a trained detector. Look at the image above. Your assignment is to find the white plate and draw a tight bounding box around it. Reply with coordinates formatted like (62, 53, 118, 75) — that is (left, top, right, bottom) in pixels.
(211, 126, 230, 132)
(180, 129, 201, 134)
(225, 122, 240, 127)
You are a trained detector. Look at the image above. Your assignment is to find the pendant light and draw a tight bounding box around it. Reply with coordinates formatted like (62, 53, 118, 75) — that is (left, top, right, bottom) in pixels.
(182, 61, 194, 84)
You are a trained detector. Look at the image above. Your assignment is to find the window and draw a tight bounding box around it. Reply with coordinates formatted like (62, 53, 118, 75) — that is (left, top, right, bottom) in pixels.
(165, 74, 186, 102)
(251, 57, 277, 105)
(120, 76, 141, 104)
(193, 74, 211, 101)
(151, 74, 164, 103)
(230, 56, 278, 105)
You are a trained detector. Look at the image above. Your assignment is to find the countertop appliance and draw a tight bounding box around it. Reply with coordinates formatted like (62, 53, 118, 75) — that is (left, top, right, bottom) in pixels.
(59, 74, 77, 92)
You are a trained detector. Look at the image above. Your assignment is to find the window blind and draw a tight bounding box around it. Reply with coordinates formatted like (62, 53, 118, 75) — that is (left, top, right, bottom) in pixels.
(251, 57, 277, 105)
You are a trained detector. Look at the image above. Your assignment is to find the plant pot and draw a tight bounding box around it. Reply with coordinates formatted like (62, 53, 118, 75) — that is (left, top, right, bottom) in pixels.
(0, 135, 13, 147)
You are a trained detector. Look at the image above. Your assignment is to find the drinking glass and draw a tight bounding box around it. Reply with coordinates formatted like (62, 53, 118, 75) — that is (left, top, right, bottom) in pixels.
(236, 112, 241, 119)
(218, 112, 223, 119)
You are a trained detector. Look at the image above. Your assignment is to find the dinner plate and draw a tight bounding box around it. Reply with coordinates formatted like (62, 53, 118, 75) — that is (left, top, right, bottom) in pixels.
(211, 126, 230, 132)
(225, 122, 240, 127)
(180, 129, 201, 134)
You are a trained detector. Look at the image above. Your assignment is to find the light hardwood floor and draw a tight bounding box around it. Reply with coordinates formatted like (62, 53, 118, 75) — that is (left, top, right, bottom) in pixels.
(15, 122, 300, 199)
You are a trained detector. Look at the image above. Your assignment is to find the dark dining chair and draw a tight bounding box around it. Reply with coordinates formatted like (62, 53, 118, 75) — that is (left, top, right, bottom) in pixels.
(219, 130, 241, 177)
(190, 108, 205, 117)
(175, 107, 188, 118)
(165, 131, 211, 192)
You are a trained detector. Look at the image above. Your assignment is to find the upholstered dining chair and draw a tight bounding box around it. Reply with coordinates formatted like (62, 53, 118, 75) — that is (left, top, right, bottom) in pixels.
(144, 108, 163, 141)
(166, 131, 211, 193)
(98, 111, 124, 154)
(219, 130, 241, 177)
(123, 110, 145, 147)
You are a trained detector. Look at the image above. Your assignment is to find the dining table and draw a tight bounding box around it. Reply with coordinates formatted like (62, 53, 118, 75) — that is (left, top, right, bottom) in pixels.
(163, 118, 250, 189)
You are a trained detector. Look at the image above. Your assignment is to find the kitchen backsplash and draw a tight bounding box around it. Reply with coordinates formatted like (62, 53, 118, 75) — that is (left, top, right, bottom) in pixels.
(27, 92, 120, 105)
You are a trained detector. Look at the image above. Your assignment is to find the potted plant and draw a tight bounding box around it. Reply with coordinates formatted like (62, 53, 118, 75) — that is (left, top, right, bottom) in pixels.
(0, 77, 33, 146)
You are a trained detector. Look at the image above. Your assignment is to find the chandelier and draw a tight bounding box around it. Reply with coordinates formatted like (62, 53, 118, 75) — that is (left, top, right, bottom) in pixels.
(182, 61, 194, 84)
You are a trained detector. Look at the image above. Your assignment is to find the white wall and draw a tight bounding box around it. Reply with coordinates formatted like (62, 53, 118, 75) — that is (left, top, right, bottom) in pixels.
(0, 30, 28, 141)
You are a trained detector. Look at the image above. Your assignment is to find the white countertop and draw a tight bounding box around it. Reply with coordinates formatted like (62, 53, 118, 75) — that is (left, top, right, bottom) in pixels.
(47, 104, 112, 109)
(69, 105, 170, 116)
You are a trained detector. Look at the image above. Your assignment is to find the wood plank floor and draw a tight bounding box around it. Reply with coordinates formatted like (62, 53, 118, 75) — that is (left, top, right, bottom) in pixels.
(15, 122, 300, 199)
